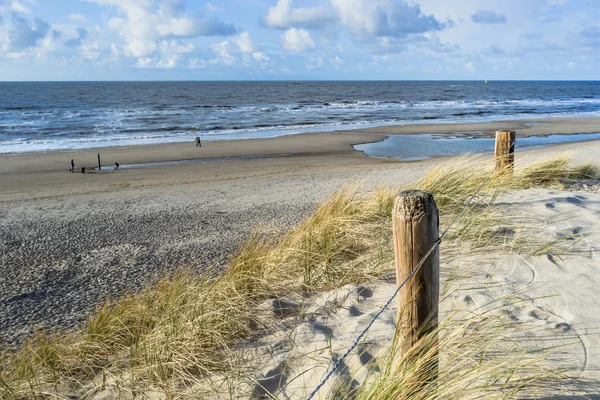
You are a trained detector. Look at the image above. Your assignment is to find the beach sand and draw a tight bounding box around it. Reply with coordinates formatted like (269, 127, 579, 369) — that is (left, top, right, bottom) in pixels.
(1, 117, 600, 348)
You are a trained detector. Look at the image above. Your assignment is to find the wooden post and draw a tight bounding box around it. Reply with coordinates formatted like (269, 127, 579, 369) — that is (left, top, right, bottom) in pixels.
(98, 153, 101, 171)
(393, 190, 439, 375)
(494, 130, 516, 172)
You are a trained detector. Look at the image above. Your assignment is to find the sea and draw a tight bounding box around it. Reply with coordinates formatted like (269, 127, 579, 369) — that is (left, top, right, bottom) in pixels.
(1, 81, 600, 154)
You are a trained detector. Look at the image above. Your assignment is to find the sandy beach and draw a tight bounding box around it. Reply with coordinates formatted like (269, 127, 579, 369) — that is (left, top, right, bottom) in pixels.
(1, 117, 600, 346)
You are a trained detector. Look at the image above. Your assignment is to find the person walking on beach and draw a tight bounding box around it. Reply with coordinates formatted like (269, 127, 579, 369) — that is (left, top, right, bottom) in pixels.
(196, 137, 202, 147)
(115, 162, 120, 170)
(70, 159, 75, 172)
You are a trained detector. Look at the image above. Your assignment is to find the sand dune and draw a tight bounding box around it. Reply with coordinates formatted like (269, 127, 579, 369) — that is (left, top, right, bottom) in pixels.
(183, 188, 600, 399)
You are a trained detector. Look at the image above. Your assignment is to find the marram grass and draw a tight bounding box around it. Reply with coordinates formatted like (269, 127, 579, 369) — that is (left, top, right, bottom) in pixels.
(0, 156, 597, 399)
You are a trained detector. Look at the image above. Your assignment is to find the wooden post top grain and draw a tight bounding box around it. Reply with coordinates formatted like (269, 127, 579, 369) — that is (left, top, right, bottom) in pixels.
(495, 130, 516, 141)
(393, 190, 439, 223)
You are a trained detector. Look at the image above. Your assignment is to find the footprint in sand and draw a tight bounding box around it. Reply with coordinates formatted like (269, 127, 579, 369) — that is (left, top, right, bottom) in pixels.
(357, 343, 380, 372)
(330, 355, 360, 399)
(555, 322, 572, 332)
(348, 305, 363, 316)
(252, 362, 289, 398)
(356, 285, 373, 299)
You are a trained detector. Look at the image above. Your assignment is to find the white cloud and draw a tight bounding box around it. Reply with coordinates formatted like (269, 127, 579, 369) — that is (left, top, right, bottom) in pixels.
(68, 13, 87, 22)
(155, 58, 176, 68)
(330, 0, 446, 39)
(233, 31, 256, 53)
(90, 0, 236, 58)
(464, 61, 475, 71)
(11, 1, 31, 14)
(263, 0, 334, 30)
(330, 55, 344, 66)
(209, 32, 269, 66)
(282, 28, 315, 52)
(205, 3, 223, 12)
(81, 41, 103, 60)
(188, 57, 206, 69)
(132, 39, 193, 68)
(159, 39, 193, 54)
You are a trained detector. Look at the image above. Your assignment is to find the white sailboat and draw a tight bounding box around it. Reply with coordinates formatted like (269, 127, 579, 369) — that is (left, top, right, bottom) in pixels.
(485, 79, 488, 85)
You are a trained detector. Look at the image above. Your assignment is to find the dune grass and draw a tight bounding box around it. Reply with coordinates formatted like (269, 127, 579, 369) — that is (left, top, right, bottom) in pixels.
(353, 310, 565, 400)
(0, 156, 597, 399)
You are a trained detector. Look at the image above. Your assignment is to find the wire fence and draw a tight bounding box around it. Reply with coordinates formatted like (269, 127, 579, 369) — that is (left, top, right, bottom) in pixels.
(303, 165, 498, 400)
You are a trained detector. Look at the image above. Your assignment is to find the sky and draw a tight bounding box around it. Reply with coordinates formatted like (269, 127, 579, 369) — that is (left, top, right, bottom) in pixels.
(0, 0, 599, 81)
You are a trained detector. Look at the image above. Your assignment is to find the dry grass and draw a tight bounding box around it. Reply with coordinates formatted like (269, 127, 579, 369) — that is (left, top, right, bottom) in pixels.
(1, 156, 597, 399)
(354, 310, 565, 400)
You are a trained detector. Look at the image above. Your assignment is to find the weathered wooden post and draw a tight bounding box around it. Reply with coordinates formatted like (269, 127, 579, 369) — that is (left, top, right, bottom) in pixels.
(494, 130, 516, 172)
(98, 153, 101, 171)
(393, 190, 439, 377)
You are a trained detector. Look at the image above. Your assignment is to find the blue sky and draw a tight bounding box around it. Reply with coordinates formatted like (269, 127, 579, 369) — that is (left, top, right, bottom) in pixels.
(0, 0, 599, 80)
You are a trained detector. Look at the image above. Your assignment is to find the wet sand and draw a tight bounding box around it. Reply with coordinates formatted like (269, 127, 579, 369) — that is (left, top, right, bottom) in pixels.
(343, 116, 600, 137)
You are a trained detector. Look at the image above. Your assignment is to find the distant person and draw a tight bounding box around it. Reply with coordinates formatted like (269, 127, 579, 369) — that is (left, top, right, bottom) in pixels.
(70, 159, 75, 173)
(196, 137, 202, 147)
(81, 166, 86, 174)
(115, 162, 120, 170)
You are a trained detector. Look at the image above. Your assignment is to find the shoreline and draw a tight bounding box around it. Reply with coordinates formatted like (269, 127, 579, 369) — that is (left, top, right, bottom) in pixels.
(2, 117, 600, 195)
(340, 115, 600, 137)
(2, 116, 600, 157)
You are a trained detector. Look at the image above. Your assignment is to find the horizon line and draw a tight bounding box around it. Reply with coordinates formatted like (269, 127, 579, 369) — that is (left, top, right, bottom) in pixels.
(1, 79, 600, 83)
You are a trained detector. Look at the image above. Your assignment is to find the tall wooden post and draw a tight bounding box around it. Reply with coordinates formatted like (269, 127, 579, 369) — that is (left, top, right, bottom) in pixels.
(98, 153, 101, 171)
(393, 190, 439, 376)
(494, 130, 516, 172)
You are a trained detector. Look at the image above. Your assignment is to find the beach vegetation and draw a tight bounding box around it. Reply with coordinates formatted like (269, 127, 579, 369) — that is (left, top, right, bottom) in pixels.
(0, 155, 595, 399)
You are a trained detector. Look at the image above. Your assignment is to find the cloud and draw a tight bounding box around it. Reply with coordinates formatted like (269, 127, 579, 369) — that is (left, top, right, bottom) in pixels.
(205, 3, 222, 12)
(11, 1, 31, 14)
(133, 39, 194, 68)
(8, 15, 51, 51)
(90, 0, 237, 58)
(471, 10, 507, 24)
(64, 27, 88, 48)
(330, 0, 447, 39)
(262, 0, 334, 30)
(282, 28, 315, 52)
(68, 13, 87, 22)
(209, 32, 269, 66)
